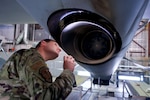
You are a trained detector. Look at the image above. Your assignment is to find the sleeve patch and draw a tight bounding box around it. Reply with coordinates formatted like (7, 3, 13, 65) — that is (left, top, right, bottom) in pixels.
(39, 67, 52, 83)
(30, 61, 46, 71)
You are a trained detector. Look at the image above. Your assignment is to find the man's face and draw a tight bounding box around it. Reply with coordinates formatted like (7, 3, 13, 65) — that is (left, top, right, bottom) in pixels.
(44, 41, 61, 59)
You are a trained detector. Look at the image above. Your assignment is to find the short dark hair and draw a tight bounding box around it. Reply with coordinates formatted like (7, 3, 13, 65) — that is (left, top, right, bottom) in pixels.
(35, 39, 55, 48)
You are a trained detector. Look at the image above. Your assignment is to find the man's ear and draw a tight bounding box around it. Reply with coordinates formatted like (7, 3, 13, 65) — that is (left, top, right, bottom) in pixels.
(41, 41, 47, 47)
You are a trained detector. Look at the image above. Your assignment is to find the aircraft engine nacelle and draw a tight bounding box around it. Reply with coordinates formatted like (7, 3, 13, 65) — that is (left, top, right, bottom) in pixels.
(47, 9, 122, 64)
(47, 9, 122, 85)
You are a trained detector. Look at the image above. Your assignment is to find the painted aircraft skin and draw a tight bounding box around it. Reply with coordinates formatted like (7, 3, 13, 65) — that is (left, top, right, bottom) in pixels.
(0, 0, 150, 84)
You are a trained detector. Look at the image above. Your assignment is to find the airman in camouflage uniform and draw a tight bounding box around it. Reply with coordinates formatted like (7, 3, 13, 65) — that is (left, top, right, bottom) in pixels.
(0, 39, 76, 100)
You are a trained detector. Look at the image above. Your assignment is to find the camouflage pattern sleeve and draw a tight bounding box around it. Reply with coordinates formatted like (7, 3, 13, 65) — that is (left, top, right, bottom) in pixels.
(49, 69, 76, 99)
(26, 61, 76, 100)
(36, 69, 75, 100)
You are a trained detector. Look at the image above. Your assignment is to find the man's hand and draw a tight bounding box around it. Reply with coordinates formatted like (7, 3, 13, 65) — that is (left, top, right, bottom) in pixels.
(63, 55, 75, 72)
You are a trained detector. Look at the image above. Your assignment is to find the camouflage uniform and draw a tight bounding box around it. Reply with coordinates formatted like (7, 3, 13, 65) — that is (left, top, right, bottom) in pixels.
(0, 48, 76, 100)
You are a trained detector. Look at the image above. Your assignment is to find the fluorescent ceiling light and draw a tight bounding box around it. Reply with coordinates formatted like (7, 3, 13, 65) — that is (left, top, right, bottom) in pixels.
(118, 75, 143, 81)
(77, 71, 91, 77)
